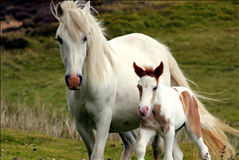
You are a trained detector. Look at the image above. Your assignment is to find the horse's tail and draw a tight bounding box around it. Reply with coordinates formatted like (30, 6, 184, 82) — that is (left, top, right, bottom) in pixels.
(167, 51, 239, 157)
(200, 113, 239, 158)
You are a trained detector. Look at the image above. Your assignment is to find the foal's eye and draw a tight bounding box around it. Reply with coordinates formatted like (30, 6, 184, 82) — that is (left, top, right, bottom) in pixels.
(137, 84, 142, 91)
(56, 35, 63, 44)
(153, 86, 157, 91)
(83, 36, 87, 42)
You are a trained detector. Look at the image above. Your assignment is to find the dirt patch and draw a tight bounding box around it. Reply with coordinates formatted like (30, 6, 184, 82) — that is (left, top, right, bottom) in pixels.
(1, 19, 23, 33)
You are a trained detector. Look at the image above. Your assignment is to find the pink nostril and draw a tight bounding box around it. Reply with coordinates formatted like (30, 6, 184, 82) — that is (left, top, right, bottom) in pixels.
(138, 106, 141, 113)
(145, 106, 149, 113)
(138, 106, 149, 117)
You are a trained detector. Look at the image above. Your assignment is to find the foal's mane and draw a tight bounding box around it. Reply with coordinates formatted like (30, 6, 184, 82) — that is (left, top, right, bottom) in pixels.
(51, 0, 117, 85)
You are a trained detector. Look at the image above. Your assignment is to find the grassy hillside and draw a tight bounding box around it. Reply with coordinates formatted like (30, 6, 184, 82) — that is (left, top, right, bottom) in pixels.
(1, 1, 239, 159)
(2, 1, 239, 123)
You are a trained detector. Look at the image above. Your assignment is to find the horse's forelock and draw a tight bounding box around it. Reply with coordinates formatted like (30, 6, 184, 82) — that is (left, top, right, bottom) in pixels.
(52, 1, 92, 42)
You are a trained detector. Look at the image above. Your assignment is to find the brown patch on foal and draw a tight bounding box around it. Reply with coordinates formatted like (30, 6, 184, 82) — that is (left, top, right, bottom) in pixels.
(172, 87, 178, 92)
(151, 91, 157, 104)
(141, 67, 159, 84)
(180, 91, 202, 139)
(154, 104, 170, 133)
(173, 87, 188, 115)
(140, 104, 170, 134)
(179, 91, 190, 115)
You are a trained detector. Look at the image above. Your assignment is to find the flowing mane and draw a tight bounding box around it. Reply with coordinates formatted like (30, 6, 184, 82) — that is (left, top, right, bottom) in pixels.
(51, 0, 117, 85)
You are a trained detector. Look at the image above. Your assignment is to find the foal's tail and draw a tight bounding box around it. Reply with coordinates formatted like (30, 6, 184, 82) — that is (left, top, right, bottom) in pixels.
(167, 51, 239, 158)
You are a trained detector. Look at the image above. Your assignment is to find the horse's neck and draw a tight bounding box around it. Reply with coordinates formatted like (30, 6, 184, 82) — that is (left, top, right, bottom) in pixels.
(83, 30, 116, 87)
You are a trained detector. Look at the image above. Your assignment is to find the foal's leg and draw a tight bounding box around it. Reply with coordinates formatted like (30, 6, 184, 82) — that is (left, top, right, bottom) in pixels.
(136, 129, 156, 160)
(185, 101, 210, 160)
(74, 119, 95, 160)
(151, 134, 164, 160)
(172, 131, 183, 160)
(163, 127, 175, 160)
(185, 123, 210, 160)
(185, 113, 210, 160)
(119, 131, 138, 160)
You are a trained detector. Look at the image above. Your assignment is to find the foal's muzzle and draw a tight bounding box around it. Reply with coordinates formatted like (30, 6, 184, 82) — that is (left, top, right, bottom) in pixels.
(65, 74, 83, 90)
(138, 106, 149, 117)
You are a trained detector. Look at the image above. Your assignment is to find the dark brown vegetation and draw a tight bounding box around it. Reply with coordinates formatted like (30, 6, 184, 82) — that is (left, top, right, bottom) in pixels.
(1, 0, 61, 35)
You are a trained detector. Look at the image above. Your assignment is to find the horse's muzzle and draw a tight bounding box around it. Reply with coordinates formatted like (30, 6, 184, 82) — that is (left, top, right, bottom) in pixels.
(65, 73, 83, 90)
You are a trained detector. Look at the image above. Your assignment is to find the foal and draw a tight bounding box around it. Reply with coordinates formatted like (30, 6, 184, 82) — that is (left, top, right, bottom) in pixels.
(133, 62, 210, 160)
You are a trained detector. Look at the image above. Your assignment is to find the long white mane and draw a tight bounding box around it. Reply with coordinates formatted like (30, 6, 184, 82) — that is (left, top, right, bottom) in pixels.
(51, 0, 117, 84)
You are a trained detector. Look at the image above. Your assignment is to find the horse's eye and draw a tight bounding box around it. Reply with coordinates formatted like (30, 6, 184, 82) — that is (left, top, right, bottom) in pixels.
(56, 35, 63, 44)
(153, 86, 157, 91)
(83, 36, 87, 42)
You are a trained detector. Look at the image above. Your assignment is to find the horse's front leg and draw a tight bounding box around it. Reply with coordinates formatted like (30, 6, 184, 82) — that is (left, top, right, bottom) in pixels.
(136, 129, 156, 160)
(74, 119, 95, 160)
(90, 107, 113, 160)
(151, 134, 164, 160)
(119, 131, 138, 160)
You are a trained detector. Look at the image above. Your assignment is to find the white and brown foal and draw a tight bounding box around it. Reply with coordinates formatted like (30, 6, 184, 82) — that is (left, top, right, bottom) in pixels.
(133, 62, 210, 160)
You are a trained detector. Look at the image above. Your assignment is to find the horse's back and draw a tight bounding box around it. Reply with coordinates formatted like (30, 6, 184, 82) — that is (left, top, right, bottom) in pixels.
(109, 33, 170, 63)
(108, 33, 171, 86)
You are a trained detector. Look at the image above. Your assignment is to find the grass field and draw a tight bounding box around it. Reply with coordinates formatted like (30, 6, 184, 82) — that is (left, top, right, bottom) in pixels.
(1, 1, 239, 159)
(3, 128, 238, 160)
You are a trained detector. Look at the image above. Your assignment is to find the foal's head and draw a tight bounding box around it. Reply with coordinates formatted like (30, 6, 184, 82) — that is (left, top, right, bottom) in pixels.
(133, 62, 164, 117)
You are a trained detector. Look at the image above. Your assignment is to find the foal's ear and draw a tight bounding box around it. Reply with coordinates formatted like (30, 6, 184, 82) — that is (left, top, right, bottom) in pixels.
(133, 62, 144, 78)
(83, 1, 91, 17)
(154, 62, 164, 78)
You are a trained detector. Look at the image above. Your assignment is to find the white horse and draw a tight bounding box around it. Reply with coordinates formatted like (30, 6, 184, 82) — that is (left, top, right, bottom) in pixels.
(134, 62, 211, 160)
(51, 1, 239, 159)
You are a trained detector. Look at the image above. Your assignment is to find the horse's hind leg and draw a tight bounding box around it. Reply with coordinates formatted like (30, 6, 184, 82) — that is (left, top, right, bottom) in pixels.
(74, 119, 95, 160)
(119, 131, 138, 160)
(151, 134, 164, 160)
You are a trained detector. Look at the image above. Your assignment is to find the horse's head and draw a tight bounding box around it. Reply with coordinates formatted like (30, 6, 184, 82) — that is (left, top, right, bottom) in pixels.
(51, 1, 92, 90)
(133, 62, 164, 117)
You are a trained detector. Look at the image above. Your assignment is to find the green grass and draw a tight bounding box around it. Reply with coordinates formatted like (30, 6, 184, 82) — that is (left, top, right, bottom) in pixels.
(1, 128, 88, 160)
(1, 128, 222, 160)
(1, 1, 239, 159)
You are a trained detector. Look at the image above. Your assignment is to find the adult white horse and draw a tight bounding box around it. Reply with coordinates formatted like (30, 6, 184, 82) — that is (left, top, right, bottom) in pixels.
(51, 1, 239, 159)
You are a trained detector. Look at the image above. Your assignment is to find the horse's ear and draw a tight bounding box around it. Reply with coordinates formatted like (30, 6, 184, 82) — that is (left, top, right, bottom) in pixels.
(83, 1, 91, 17)
(154, 62, 164, 78)
(133, 62, 144, 78)
(57, 3, 64, 18)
